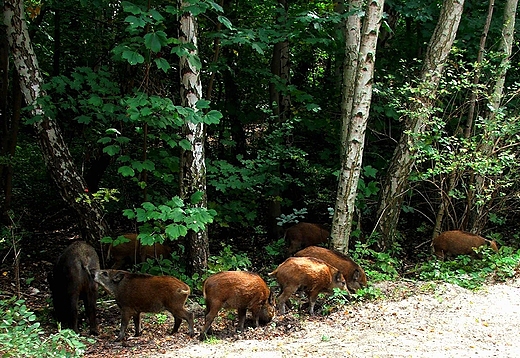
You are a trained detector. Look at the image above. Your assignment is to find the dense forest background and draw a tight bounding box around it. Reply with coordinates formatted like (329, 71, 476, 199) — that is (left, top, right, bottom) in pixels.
(1, 0, 520, 278)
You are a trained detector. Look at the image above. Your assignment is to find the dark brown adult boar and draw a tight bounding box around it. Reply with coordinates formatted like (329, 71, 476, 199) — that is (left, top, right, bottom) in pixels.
(199, 271, 275, 341)
(106, 233, 172, 269)
(294, 246, 367, 293)
(432, 230, 499, 260)
(94, 269, 195, 341)
(49, 241, 100, 335)
(269, 256, 346, 315)
(285, 222, 330, 255)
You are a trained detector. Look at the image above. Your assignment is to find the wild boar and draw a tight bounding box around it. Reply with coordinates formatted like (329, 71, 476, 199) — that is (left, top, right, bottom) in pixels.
(49, 241, 100, 335)
(269, 256, 346, 315)
(94, 269, 195, 341)
(106, 233, 172, 269)
(294, 246, 367, 293)
(432, 230, 499, 260)
(200, 271, 275, 341)
(285, 222, 330, 255)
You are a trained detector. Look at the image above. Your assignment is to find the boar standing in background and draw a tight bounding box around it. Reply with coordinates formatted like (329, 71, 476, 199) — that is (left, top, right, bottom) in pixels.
(49, 241, 100, 335)
(94, 269, 194, 341)
(269, 256, 346, 315)
(432, 230, 499, 260)
(294, 246, 367, 293)
(106, 233, 172, 269)
(285, 222, 330, 255)
(200, 271, 275, 341)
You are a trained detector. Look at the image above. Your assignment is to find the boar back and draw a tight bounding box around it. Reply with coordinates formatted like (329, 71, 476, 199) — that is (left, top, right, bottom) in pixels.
(432, 230, 499, 260)
(285, 222, 330, 255)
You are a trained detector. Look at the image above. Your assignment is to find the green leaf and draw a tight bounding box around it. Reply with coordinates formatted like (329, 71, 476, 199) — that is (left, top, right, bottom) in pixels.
(144, 32, 168, 53)
(154, 58, 171, 73)
(203, 110, 223, 124)
(103, 145, 121, 156)
(251, 43, 264, 55)
(118, 166, 135, 177)
(179, 139, 192, 150)
(122, 1, 142, 15)
(125, 15, 146, 28)
(122, 50, 145, 65)
(187, 54, 202, 71)
(165, 224, 188, 239)
(190, 191, 204, 204)
(217, 15, 233, 29)
(76, 115, 92, 124)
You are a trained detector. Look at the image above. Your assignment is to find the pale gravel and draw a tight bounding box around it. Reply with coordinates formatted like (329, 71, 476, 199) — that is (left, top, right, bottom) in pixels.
(158, 278, 520, 358)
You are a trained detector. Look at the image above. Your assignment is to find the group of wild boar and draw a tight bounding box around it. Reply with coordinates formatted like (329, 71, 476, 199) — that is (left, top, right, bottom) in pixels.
(48, 222, 498, 342)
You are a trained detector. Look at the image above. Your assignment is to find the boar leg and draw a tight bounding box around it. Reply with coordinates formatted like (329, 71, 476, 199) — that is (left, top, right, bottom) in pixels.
(307, 291, 319, 315)
(68, 293, 80, 333)
(116, 309, 133, 341)
(171, 309, 195, 337)
(85, 285, 99, 335)
(133, 313, 142, 336)
(277, 285, 298, 314)
(236, 308, 247, 332)
(199, 302, 220, 340)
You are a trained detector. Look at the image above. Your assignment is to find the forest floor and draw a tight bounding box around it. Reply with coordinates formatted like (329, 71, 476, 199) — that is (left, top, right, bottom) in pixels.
(2, 228, 520, 357)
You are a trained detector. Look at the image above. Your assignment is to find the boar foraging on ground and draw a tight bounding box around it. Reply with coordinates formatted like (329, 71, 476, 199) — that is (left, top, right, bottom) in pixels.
(294, 246, 367, 293)
(106, 233, 172, 269)
(269, 256, 346, 315)
(49, 241, 100, 335)
(285, 222, 330, 255)
(94, 269, 194, 341)
(432, 230, 499, 260)
(199, 271, 275, 341)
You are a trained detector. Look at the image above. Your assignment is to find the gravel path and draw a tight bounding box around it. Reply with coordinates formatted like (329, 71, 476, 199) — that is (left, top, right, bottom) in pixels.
(159, 278, 520, 358)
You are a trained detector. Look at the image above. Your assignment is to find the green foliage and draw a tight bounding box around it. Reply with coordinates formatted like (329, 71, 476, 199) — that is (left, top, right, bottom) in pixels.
(351, 237, 401, 282)
(207, 244, 252, 275)
(416, 246, 520, 290)
(0, 298, 90, 357)
(123, 195, 217, 242)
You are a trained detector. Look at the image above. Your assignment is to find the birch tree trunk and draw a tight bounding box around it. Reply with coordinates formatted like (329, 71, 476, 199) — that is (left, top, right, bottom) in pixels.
(375, 0, 465, 249)
(469, 0, 518, 232)
(331, 0, 383, 253)
(4, 0, 110, 245)
(178, 1, 209, 276)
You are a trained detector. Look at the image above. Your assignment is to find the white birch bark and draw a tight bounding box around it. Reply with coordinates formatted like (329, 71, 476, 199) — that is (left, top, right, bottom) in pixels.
(331, 0, 384, 253)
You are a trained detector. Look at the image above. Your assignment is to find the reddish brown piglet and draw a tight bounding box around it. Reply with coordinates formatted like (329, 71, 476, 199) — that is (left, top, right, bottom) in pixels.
(199, 271, 275, 341)
(294, 246, 367, 293)
(285, 222, 330, 255)
(432, 230, 499, 260)
(94, 269, 194, 341)
(269, 256, 346, 315)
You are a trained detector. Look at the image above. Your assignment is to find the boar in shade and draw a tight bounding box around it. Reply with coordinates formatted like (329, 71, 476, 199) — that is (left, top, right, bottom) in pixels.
(294, 246, 367, 293)
(269, 256, 346, 314)
(94, 269, 194, 341)
(285, 222, 330, 255)
(49, 241, 100, 335)
(106, 233, 172, 269)
(433, 230, 499, 260)
(200, 271, 275, 341)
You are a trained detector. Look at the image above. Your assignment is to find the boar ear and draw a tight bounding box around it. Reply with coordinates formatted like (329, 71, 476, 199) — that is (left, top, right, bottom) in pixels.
(113, 271, 125, 283)
(352, 269, 361, 281)
(334, 271, 343, 283)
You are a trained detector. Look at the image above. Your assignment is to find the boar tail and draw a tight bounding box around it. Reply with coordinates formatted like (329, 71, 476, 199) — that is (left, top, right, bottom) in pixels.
(268, 269, 277, 277)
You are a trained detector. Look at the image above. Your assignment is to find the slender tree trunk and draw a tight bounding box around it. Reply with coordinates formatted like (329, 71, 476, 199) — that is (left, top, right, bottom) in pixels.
(267, 0, 290, 242)
(469, 0, 518, 232)
(4, 0, 110, 244)
(331, 0, 384, 253)
(178, 1, 209, 276)
(375, 0, 465, 249)
(434, 0, 494, 237)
